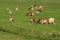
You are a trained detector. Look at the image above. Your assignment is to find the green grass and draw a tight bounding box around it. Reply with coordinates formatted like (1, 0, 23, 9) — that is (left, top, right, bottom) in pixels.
(0, 31, 27, 40)
(0, 0, 60, 40)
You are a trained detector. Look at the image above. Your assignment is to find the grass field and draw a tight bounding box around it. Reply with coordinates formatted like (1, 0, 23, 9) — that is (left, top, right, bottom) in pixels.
(0, 0, 60, 40)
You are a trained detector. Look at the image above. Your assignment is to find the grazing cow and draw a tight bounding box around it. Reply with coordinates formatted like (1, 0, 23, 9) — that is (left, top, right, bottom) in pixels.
(16, 5, 19, 11)
(36, 18, 47, 24)
(30, 17, 35, 23)
(8, 9, 12, 14)
(35, 5, 43, 13)
(28, 5, 34, 11)
(28, 7, 34, 11)
(48, 18, 56, 24)
(26, 10, 34, 16)
(38, 5, 43, 10)
(9, 16, 13, 23)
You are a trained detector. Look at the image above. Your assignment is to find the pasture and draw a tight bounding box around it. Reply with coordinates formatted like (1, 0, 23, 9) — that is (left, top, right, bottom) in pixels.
(0, 0, 60, 40)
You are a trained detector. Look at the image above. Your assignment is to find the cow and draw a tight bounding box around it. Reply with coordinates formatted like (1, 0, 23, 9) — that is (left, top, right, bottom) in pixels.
(28, 7, 34, 11)
(30, 17, 35, 23)
(28, 5, 34, 11)
(8, 9, 12, 14)
(36, 18, 47, 24)
(48, 18, 56, 24)
(26, 10, 34, 16)
(16, 5, 19, 11)
(35, 5, 43, 14)
(9, 16, 13, 23)
(38, 5, 43, 10)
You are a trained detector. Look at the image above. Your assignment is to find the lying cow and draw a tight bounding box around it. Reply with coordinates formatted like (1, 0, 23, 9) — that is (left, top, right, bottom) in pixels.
(48, 18, 56, 24)
(36, 18, 47, 24)
(30, 17, 35, 23)
(26, 10, 34, 16)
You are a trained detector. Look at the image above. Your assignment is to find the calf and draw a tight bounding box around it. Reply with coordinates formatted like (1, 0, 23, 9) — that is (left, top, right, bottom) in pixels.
(30, 17, 35, 23)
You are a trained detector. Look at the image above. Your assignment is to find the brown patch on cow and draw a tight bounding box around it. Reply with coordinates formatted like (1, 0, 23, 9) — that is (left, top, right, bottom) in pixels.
(26, 10, 34, 16)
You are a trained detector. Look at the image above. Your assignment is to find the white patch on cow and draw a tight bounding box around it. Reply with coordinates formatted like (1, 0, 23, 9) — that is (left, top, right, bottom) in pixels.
(48, 18, 55, 24)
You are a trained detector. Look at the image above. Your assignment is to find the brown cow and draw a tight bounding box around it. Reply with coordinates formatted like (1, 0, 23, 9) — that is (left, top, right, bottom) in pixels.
(26, 10, 34, 16)
(30, 17, 35, 23)
(36, 18, 47, 24)
(9, 16, 13, 23)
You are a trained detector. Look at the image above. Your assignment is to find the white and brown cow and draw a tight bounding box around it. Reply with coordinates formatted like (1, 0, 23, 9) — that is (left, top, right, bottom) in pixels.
(9, 16, 13, 23)
(48, 18, 56, 24)
(28, 5, 34, 11)
(34, 5, 44, 13)
(36, 18, 47, 24)
(26, 10, 34, 16)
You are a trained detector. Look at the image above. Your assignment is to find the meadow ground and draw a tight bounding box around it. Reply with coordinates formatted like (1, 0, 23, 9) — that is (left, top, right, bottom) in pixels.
(0, 0, 60, 40)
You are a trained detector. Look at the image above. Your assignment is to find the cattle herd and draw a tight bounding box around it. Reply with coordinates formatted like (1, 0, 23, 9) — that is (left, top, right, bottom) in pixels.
(26, 5, 56, 25)
(7, 5, 56, 25)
